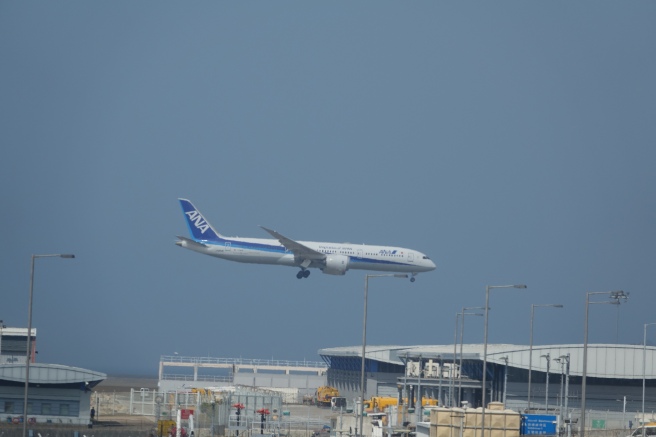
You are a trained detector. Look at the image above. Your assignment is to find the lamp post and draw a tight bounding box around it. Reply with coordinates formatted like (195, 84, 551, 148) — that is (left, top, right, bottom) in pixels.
(541, 353, 550, 412)
(643, 323, 656, 437)
(500, 356, 509, 406)
(437, 355, 443, 407)
(528, 304, 563, 411)
(458, 307, 484, 407)
(553, 354, 571, 437)
(581, 290, 628, 437)
(452, 313, 460, 407)
(23, 253, 75, 437)
(416, 354, 422, 425)
(554, 355, 567, 414)
(481, 284, 527, 437)
(564, 354, 570, 424)
(359, 273, 407, 437)
(555, 360, 561, 411)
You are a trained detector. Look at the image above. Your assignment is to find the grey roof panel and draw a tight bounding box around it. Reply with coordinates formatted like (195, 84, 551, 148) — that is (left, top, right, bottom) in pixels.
(0, 363, 106, 385)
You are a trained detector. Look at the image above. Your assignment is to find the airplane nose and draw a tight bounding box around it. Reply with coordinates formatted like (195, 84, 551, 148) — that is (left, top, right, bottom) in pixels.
(428, 260, 437, 270)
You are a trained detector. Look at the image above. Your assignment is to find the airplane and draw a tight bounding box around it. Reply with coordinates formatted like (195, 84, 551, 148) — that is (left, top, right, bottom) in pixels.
(175, 198, 436, 281)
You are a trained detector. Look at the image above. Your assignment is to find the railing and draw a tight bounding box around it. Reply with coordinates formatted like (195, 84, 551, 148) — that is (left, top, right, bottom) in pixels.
(160, 356, 327, 369)
(228, 414, 249, 430)
(161, 373, 233, 382)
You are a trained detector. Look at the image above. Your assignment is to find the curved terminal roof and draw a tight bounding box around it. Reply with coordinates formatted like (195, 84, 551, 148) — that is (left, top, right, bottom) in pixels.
(319, 344, 656, 379)
(0, 363, 106, 388)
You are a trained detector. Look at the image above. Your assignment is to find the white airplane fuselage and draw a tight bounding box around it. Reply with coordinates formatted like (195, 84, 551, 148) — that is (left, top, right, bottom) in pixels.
(176, 198, 436, 279)
(176, 236, 435, 274)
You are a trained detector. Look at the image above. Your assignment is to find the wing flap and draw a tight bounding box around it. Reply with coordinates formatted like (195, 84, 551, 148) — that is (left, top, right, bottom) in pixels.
(260, 226, 326, 260)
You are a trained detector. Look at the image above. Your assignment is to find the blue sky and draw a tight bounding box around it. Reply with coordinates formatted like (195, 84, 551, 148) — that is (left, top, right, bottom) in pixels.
(1, 2, 655, 376)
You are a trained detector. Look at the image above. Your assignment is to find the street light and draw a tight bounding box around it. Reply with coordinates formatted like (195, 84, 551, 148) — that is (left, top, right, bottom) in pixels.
(457, 307, 484, 407)
(481, 284, 527, 437)
(619, 396, 627, 431)
(452, 313, 460, 407)
(500, 356, 509, 406)
(359, 273, 407, 437)
(528, 304, 564, 411)
(643, 323, 656, 437)
(554, 354, 571, 437)
(23, 253, 75, 437)
(541, 353, 551, 412)
(580, 290, 628, 437)
(437, 355, 443, 408)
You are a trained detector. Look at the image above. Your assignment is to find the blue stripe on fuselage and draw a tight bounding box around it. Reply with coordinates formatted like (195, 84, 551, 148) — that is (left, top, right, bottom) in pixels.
(348, 257, 409, 267)
(199, 238, 410, 267)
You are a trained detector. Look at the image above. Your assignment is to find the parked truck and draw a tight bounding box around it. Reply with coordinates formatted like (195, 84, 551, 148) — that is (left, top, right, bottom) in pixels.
(315, 386, 340, 407)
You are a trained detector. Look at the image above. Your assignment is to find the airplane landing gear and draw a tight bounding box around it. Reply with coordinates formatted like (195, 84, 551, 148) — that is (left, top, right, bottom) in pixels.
(296, 269, 311, 279)
(410, 277, 416, 283)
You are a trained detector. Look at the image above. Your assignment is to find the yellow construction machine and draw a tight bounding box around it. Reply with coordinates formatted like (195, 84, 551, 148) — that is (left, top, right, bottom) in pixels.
(315, 386, 340, 407)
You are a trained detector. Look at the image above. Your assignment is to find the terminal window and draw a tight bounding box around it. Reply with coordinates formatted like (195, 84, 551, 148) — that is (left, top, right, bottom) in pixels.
(4, 401, 14, 413)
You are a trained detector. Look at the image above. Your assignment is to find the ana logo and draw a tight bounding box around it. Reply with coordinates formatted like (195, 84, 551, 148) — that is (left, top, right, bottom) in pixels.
(185, 210, 209, 234)
(379, 249, 397, 255)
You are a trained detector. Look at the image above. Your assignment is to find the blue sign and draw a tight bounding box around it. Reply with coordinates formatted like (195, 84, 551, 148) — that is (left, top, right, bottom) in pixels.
(521, 414, 558, 435)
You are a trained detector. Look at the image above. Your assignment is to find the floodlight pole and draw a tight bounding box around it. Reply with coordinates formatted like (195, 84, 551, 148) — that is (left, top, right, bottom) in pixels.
(458, 307, 484, 407)
(437, 355, 443, 407)
(564, 354, 570, 423)
(481, 284, 527, 437)
(581, 290, 628, 437)
(541, 353, 551, 412)
(643, 323, 656, 437)
(23, 254, 75, 437)
(554, 355, 568, 414)
(553, 354, 571, 437)
(359, 273, 407, 437)
(500, 356, 509, 406)
(528, 304, 563, 412)
(452, 313, 460, 407)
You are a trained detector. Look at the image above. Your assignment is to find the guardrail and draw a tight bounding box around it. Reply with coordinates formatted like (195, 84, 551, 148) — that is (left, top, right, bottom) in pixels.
(160, 356, 327, 369)
(161, 374, 233, 382)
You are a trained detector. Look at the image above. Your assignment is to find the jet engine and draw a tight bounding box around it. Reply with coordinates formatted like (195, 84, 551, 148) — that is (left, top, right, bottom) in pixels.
(321, 254, 350, 275)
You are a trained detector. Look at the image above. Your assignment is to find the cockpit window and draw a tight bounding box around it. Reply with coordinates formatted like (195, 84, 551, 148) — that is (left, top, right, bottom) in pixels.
(423, 256, 430, 260)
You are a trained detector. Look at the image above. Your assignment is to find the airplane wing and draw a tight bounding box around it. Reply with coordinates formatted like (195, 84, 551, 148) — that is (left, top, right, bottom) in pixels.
(260, 226, 326, 260)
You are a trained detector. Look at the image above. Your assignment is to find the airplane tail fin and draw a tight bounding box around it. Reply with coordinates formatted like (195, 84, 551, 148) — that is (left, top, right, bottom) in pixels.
(178, 198, 225, 242)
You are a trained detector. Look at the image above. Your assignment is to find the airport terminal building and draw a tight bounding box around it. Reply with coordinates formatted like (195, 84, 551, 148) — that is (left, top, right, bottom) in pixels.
(319, 343, 656, 425)
(157, 342, 656, 428)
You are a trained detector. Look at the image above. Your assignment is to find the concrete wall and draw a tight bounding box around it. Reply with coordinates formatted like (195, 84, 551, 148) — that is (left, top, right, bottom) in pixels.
(234, 372, 325, 398)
